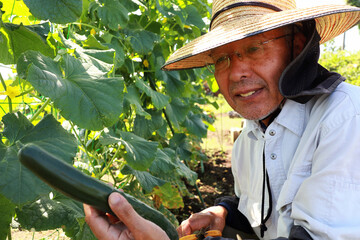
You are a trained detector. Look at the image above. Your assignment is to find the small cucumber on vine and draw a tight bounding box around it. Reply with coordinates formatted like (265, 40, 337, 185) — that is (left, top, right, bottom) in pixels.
(18, 143, 179, 240)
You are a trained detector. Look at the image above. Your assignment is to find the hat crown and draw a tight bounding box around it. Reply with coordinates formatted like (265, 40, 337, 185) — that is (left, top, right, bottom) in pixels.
(210, 0, 297, 29)
(212, 0, 297, 17)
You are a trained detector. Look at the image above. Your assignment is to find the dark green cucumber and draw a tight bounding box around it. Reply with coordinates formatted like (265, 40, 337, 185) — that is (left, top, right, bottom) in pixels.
(18, 143, 178, 240)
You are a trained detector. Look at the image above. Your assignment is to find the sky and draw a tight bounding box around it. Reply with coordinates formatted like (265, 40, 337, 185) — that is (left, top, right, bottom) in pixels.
(296, 0, 360, 52)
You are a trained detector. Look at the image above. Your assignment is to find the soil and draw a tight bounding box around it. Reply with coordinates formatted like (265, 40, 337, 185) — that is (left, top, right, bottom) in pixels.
(171, 150, 235, 224)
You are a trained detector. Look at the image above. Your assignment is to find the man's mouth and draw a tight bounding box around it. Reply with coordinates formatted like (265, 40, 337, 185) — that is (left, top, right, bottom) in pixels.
(239, 91, 256, 97)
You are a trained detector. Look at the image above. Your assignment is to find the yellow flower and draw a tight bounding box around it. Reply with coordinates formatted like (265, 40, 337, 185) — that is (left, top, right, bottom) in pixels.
(143, 59, 149, 68)
(2, 86, 21, 99)
(90, 28, 96, 35)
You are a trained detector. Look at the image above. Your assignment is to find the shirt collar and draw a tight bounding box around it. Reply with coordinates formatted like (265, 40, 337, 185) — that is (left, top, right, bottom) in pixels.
(243, 100, 306, 139)
(273, 100, 306, 137)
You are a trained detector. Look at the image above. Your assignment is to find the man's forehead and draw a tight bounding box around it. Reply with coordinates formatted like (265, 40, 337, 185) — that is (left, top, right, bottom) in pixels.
(211, 27, 286, 53)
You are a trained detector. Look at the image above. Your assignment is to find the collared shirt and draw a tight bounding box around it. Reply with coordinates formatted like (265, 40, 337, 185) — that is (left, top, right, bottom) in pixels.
(232, 82, 360, 239)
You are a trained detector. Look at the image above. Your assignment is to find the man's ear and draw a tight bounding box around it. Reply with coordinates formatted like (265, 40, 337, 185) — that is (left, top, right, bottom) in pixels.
(293, 32, 307, 57)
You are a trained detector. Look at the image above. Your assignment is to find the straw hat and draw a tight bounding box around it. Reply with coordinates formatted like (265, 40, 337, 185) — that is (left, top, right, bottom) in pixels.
(162, 0, 360, 70)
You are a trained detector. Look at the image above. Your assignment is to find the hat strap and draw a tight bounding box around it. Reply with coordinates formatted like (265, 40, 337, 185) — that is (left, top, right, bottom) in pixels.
(210, 2, 283, 30)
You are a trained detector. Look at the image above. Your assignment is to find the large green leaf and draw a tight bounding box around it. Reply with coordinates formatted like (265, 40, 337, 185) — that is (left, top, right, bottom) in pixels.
(124, 85, 151, 119)
(16, 194, 96, 239)
(120, 131, 159, 171)
(161, 148, 197, 185)
(121, 165, 167, 193)
(182, 112, 208, 138)
(0, 22, 54, 64)
(124, 29, 160, 55)
(149, 149, 177, 176)
(133, 110, 164, 139)
(164, 98, 190, 129)
(135, 78, 170, 110)
(23, 0, 82, 24)
(169, 133, 193, 162)
(59, 34, 115, 74)
(0, 113, 77, 205)
(0, 194, 15, 240)
(95, 0, 129, 30)
(17, 51, 124, 130)
(184, 5, 205, 29)
(100, 131, 158, 171)
(163, 71, 187, 98)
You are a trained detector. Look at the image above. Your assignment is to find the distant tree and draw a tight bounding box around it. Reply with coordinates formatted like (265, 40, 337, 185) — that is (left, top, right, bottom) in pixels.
(347, 0, 360, 7)
(347, 0, 360, 29)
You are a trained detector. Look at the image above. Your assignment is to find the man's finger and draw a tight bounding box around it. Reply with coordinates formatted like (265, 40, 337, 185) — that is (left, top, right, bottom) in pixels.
(108, 192, 145, 233)
(84, 204, 111, 238)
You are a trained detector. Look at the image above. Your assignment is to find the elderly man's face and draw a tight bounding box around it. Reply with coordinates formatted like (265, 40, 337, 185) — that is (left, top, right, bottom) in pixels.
(212, 27, 304, 125)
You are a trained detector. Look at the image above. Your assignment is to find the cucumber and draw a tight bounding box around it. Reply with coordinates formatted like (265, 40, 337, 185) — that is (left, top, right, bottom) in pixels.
(18, 143, 179, 240)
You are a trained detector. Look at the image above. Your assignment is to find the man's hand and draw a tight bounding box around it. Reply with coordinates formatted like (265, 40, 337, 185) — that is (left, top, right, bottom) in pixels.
(84, 192, 170, 240)
(177, 206, 228, 238)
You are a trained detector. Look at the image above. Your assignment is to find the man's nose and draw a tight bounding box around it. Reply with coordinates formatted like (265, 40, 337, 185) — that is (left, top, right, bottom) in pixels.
(228, 55, 251, 82)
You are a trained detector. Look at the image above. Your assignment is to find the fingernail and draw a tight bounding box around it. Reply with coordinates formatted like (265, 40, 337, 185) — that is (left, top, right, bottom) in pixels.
(109, 192, 122, 206)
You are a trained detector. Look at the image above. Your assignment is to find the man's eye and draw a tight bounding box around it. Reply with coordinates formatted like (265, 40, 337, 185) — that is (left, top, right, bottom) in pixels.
(246, 46, 260, 54)
(216, 56, 228, 65)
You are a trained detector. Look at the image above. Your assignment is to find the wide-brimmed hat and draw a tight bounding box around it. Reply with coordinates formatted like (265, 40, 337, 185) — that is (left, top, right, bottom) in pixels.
(162, 0, 360, 70)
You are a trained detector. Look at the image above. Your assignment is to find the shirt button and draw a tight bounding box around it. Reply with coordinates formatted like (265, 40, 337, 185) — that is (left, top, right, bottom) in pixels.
(270, 153, 277, 160)
(269, 129, 276, 136)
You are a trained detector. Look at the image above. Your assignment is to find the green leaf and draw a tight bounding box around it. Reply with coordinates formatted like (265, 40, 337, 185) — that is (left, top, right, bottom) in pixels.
(124, 29, 160, 55)
(182, 112, 208, 138)
(82, 35, 109, 50)
(2, 112, 33, 145)
(0, 22, 54, 64)
(164, 98, 190, 129)
(60, 34, 115, 74)
(135, 78, 170, 110)
(121, 165, 167, 193)
(134, 110, 164, 139)
(163, 71, 186, 98)
(119, 131, 159, 171)
(23, 0, 82, 24)
(17, 51, 124, 130)
(184, 5, 205, 29)
(0, 113, 77, 205)
(162, 148, 197, 185)
(149, 149, 177, 176)
(96, 0, 129, 30)
(0, 194, 15, 240)
(16, 193, 96, 239)
(124, 85, 151, 119)
(169, 133, 193, 162)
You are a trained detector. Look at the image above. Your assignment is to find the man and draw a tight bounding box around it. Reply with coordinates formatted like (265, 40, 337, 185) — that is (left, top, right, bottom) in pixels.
(85, 0, 360, 239)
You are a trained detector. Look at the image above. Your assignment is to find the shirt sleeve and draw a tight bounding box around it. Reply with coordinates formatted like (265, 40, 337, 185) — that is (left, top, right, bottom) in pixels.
(214, 196, 254, 234)
(290, 114, 360, 239)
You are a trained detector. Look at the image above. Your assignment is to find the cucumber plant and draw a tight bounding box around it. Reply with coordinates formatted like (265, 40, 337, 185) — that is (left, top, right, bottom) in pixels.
(0, 0, 217, 239)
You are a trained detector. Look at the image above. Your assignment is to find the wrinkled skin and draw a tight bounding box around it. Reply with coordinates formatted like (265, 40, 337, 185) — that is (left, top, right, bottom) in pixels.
(213, 27, 305, 125)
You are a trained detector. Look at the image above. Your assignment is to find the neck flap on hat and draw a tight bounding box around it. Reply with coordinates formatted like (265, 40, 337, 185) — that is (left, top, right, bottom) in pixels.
(279, 20, 345, 104)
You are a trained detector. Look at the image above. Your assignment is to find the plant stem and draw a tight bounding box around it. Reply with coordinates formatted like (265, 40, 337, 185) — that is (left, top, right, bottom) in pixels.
(29, 98, 51, 122)
(0, 73, 13, 113)
(99, 144, 122, 178)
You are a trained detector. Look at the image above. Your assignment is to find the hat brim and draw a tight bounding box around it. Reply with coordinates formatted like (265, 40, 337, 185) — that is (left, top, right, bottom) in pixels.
(162, 5, 360, 71)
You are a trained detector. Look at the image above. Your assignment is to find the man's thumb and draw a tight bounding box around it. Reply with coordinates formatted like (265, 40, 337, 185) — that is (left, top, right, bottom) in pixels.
(108, 192, 142, 231)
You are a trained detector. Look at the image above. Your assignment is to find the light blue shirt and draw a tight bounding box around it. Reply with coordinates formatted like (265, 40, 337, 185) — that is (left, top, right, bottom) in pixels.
(232, 82, 360, 239)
